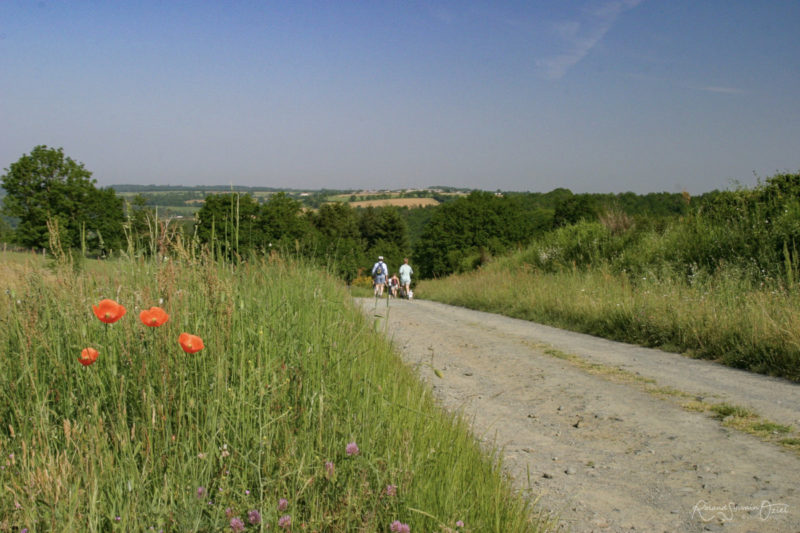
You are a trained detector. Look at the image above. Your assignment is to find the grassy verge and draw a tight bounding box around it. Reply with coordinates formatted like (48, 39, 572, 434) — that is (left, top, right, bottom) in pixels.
(0, 253, 545, 532)
(417, 266, 800, 381)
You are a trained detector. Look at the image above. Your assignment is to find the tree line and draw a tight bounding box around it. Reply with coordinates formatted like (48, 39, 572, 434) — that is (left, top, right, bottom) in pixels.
(6, 145, 795, 285)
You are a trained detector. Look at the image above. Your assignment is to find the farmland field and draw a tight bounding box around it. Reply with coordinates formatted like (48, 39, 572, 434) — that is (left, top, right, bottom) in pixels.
(348, 198, 439, 208)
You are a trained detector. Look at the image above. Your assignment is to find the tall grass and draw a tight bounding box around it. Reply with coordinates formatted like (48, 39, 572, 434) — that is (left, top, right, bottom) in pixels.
(0, 252, 543, 532)
(417, 264, 800, 381)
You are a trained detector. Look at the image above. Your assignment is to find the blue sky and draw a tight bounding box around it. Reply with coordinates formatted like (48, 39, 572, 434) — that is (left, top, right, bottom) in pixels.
(1, 1, 798, 194)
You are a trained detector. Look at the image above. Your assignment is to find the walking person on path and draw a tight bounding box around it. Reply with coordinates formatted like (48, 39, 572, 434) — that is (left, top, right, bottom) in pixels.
(398, 258, 413, 299)
(371, 256, 389, 298)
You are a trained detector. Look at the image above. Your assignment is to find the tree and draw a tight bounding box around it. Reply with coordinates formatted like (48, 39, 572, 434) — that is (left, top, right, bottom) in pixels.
(195, 193, 261, 256)
(359, 206, 411, 272)
(258, 193, 312, 248)
(415, 191, 538, 278)
(0, 217, 12, 244)
(309, 202, 365, 281)
(552, 194, 598, 228)
(1, 145, 124, 251)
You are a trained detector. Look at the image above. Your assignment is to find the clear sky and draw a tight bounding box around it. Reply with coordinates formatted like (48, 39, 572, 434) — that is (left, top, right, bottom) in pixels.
(2, 1, 798, 194)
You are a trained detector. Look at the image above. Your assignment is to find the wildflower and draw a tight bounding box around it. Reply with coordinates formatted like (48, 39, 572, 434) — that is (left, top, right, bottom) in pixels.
(390, 520, 410, 532)
(230, 517, 245, 532)
(324, 461, 335, 478)
(385, 484, 397, 497)
(114, 516, 121, 522)
(225, 507, 234, 518)
(248, 509, 262, 525)
(92, 299, 126, 324)
(345, 441, 359, 456)
(278, 514, 292, 529)
(456, 520, 464, 528)
(78, 347, 99, 366)
(139, 306, 169, 327)
(179, 333, 204, 354)
(245, 489, 250, 496)
(196, 486, 206, 498)
(278, 498, 288, 511)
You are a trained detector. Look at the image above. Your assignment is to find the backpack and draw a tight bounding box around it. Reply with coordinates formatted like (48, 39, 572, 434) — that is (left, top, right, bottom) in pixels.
(375, 263, 384, 276)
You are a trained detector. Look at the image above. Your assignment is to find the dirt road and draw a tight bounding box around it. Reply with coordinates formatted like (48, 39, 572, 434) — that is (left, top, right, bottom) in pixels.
(356, 298, 800, 533)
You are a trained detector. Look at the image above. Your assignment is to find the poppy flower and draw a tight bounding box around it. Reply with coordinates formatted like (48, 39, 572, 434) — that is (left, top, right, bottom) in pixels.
(78, 347, 99, 366)
(92, 299, 127, 324)
(140, 306, 169, 327)
(178, 332, 204, 354)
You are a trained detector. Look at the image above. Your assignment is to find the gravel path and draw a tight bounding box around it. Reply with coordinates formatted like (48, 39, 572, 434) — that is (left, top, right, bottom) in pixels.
(356, 298, 800, 533)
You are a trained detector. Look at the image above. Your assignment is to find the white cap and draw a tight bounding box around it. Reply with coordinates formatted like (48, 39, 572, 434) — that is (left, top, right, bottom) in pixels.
(378, 256, 384, 260)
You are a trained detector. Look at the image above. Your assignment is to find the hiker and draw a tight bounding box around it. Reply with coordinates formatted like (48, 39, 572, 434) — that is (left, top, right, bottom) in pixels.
(389, 273, 400, 298)
(371, 256, 389, 297)
(398, 258, 413, 299)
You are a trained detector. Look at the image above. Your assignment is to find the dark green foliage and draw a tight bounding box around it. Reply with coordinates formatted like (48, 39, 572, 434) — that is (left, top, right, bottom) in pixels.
(358, 206, 411, 274)
(307, 202, 366, 282)
(193, 195, 412, 282)
(195, 193, 262, 257)
(0, 217, 12, 244)
(674, 173, 800, 283)
(415, 191, 542, 278)
(258, 192, 313, 247)
(511, 172, 800, 289)
(1, 145, 125, 253)
(552, 194, 599, 228)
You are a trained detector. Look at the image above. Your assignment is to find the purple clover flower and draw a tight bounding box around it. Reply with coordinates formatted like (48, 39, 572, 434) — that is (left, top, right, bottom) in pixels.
(345, 441, 359, 456)
(390, 520, 410, 533)
(278, 514, 292, 529)
(278, 497, 289, 511)
(385, 484, 397, 497)
(248, 509, 262, 525)
(230, 517, 245, 532)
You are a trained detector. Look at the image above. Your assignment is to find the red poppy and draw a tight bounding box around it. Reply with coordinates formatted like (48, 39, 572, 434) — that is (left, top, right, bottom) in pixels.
(78, 347, 99, 366)
(92, 299, 127, 324)
(178, 332, 204, 354)
(140, 306, 169, 327)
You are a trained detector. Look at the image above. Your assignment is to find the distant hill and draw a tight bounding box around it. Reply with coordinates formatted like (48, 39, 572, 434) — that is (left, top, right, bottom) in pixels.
(106, 185, 469, 217)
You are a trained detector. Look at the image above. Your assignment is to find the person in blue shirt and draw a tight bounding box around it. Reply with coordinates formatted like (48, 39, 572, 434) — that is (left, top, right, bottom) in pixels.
(371, 256, 389, 297)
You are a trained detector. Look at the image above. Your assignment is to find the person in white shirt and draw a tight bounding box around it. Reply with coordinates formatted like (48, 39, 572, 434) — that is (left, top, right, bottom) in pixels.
(398, 258, 413, 299)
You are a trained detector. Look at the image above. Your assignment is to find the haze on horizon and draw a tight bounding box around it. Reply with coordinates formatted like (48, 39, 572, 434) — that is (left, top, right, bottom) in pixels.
(1, 1, 798, 195)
